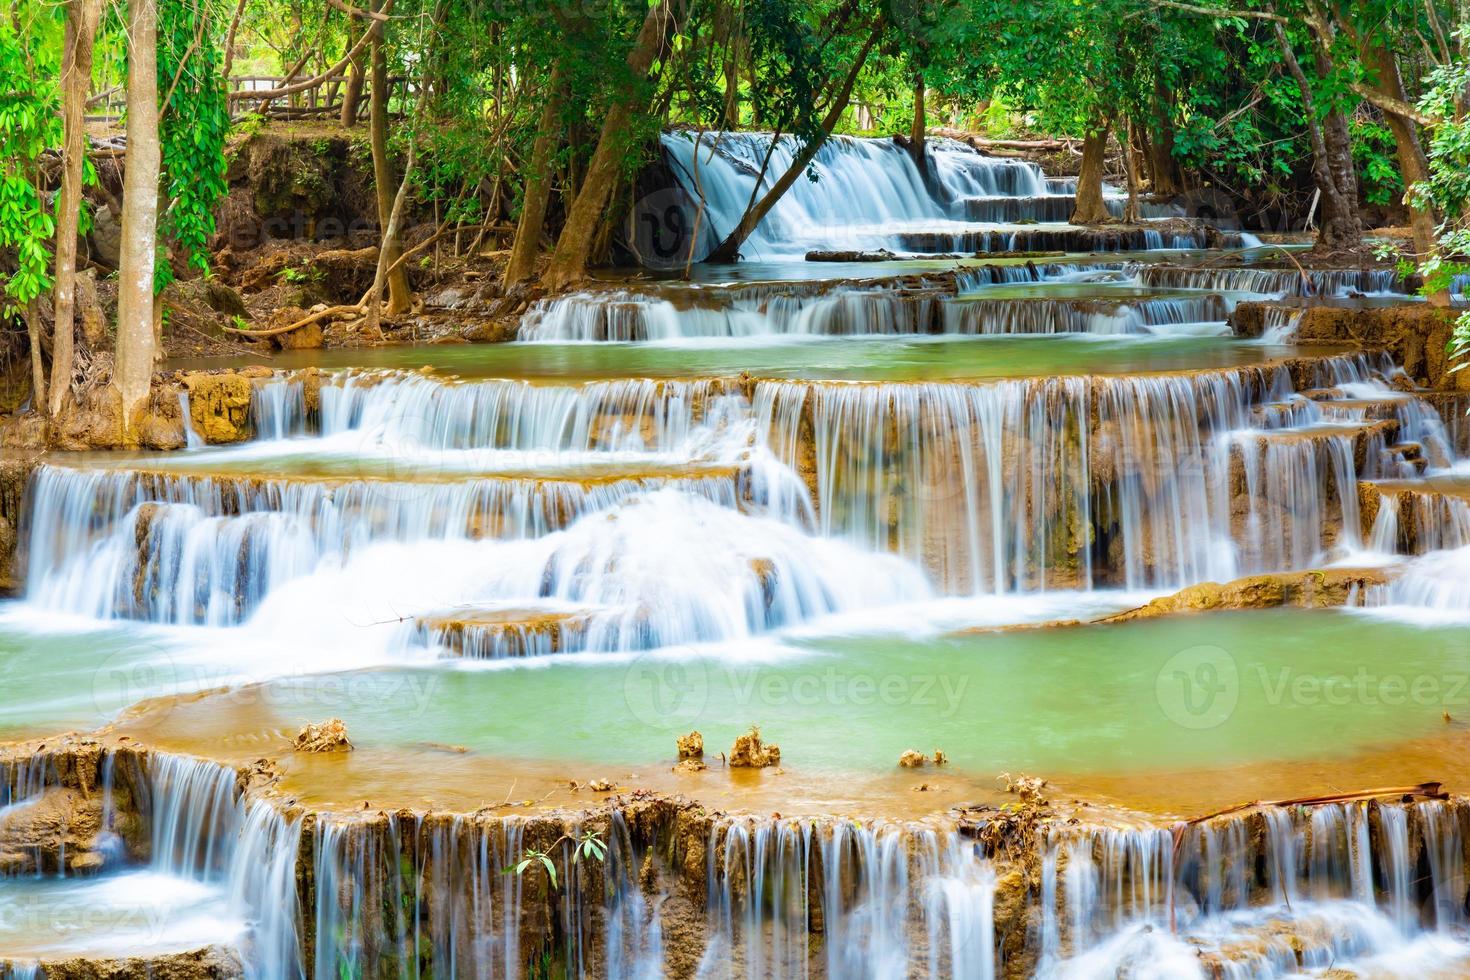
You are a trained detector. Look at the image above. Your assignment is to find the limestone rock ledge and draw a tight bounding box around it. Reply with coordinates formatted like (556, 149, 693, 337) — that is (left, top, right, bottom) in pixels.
(1099, 567, 1391, 623)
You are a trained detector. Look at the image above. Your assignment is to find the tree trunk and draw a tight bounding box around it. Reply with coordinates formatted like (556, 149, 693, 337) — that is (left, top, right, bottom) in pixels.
(1147, 82, 1183, 196)
(1070, 123, 1111, 225)
(1316, 106, 1363, 252)
(340, 34, 364, 127)
(503, 68, 565, 289)
(369, 0, 411, 313)
(909, 78, 926, 175)
(1122, 121, 1141, 224)
(51, 0, 101, 419)
(704, 26, 881, 264)
(1364, 41, 1444, 301)
(115, 0, 161, 435)
(1275, 24, 1361, 253)
(542, 1, 676, 292)
(720, 6, 741, 128)
(26, 299, 46, 417)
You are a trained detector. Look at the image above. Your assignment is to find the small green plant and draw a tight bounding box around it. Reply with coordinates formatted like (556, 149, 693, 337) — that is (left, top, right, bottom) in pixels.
(504, 830, 606, 889)
(277, 263, 323, 285)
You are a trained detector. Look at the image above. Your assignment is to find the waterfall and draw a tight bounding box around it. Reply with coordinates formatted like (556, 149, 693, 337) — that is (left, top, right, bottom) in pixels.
(519, 287, 1231, 341)
(1141, 265, 1404, 297)
(0, 752, 303, 977)
(21, 351, 1464, 644)
(659, 132, 1189, 261)
(1037, 802, 1470, 976)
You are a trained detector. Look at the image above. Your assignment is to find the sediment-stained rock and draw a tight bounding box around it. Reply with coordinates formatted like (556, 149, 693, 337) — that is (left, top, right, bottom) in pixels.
(1098, 567, 1392, 622)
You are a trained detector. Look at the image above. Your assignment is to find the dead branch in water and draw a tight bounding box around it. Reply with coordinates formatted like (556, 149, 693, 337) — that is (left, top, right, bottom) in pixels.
(1166, 781, 1448, 931)
(1180, 782, 1447, 827)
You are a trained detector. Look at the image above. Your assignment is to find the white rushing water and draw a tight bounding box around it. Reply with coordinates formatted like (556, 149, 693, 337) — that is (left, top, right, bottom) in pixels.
(658, 132, 1184, 261)
(0, 753, 300, 977)
(17, 347, 1469, 667)
(6, 135, 1470, 980)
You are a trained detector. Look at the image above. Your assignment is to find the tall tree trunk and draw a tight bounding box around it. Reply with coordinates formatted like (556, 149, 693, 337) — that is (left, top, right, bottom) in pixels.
(543, 1, 676, 292)
(503, 68, 565, 290)
(1147, 81, 1183, 196)
(115, 0, 162, 436)
(1275, 24, 1361, 253)
(340, 32, 364, 127)
(704, 26, 881, 264)
(26, 299, 46, 418)
(51, 0, 101, 419)
(1071, 122, 1111, 224)
(369, 0, 411, 313)
(1364, 41, 1444, 301)
(908, 77, 926, 174)
(719, 5, 741, 128)
(1122, 121, 1142, 224)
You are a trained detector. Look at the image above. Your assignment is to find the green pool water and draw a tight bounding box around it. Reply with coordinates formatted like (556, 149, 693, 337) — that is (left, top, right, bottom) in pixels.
(169, 334, 1300, 383)
(120, 608, 1470, 779)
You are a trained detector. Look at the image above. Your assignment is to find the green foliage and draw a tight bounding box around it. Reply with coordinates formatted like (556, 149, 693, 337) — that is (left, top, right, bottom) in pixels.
(504, 830, 606, 890)
(158, 0, 230, 287)
(0, 7, 61, 315)
(1404, 37, 1470, 373)
(276, 262, 322, 285)
(1350, 116, 1401, 207)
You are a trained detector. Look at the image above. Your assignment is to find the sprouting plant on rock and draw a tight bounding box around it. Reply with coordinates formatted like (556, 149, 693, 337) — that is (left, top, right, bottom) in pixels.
(504, 829, 605, 889)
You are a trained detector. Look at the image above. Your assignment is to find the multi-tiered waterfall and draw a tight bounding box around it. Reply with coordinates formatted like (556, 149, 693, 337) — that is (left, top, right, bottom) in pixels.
(2, 134, 1468, 978)
(658, 132, 1189, 261)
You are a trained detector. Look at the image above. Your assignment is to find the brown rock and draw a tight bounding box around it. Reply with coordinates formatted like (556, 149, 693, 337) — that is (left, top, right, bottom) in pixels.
(293, 718, 353, 753)
(181, 372, 254, 444)
(1099, 568, 1391, 623)
(729, 726, 780, 768)
(676, 731, 704, 759)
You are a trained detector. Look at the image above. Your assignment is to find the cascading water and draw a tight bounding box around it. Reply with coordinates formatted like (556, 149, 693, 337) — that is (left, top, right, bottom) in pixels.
(18, 349, 1467, 657)
(9, 124, 1470, 980)
(658, 132, 1183, 260)
(0, 751, 301, 977)
(519, 287, 1232, 341)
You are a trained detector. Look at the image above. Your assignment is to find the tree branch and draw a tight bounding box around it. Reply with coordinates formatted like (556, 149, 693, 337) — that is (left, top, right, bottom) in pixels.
(1149, 0, 1288, 22)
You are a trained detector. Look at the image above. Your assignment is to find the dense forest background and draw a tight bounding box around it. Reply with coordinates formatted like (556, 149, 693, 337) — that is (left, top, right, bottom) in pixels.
(2, 0, 1468, 436)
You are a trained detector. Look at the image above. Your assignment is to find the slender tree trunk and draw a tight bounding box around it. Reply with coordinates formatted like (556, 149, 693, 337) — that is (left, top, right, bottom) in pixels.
(1071, 122, 1111, 225)
(26, 299, 46, 417)
(115, 0, 162, 435)
(51, 0, 101, 419)
(704, 26, 881, 264)
(1275, 24, 1361, 253)
(340, 32, 364, 126)
(543, 1, 676, 292)
(1122, 121, 1142, 224)
(1364, 41, 1444, 301)
(717, 3, 740, 128)
(909, 77, 926, 174)
(503, 68, 565, 290)
(369, 0, 411, 313)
